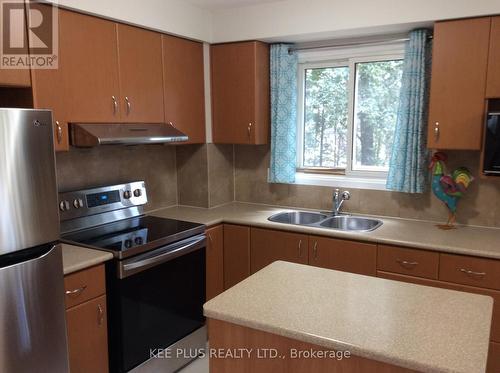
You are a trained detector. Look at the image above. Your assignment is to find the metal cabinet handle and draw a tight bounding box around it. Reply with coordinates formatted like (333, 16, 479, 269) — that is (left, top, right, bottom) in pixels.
(65, 285, 87, 297)
(396, 259, 419, 268)
(208, 233, 213, 246)
(313, 242, 318, 259)
(55, 120, 62, 144)
(459, 268, 486, 278)
(247, 122, 252, 138)
(125, 96, 131, 114)
(298, 239, 302, 257)
(97, 304, 104, 326)
(168, 121, 175, 128)
(112, 96, 118, 114)
(434, 122, 440, 142)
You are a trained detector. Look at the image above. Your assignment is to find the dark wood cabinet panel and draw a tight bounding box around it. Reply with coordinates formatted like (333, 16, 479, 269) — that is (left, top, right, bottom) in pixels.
(487, 17, 500, 98)
(223, 224, 251, 289)
(206, 225, 224, 300)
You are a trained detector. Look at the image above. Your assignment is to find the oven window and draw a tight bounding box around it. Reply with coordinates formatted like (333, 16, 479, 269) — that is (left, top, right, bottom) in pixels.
(107, 248, 206, 372)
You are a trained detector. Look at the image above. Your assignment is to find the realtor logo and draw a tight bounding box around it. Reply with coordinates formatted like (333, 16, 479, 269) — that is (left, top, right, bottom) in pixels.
(1, 0, 58, 69)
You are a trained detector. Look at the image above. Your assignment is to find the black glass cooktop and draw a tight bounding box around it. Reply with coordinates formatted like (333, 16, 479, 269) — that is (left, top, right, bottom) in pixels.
(62, 215, 205, 259)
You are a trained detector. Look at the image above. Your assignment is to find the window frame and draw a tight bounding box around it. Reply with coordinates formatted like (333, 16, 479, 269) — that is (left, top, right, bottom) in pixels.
(296, 43, 405, 184)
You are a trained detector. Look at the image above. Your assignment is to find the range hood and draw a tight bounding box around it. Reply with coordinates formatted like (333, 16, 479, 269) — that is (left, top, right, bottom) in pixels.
(70, 123, 189, 147)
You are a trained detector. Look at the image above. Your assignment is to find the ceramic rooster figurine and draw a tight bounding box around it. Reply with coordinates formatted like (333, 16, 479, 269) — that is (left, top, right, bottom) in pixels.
(429, 152, 473, 229)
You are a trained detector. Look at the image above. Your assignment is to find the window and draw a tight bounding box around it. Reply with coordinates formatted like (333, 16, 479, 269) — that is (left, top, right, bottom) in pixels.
(297, 45, 404, 188)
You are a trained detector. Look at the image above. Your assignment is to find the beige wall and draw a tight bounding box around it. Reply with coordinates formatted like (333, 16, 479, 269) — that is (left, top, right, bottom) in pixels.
(56, 145, 178, 211)
(234, 145, 500, 228)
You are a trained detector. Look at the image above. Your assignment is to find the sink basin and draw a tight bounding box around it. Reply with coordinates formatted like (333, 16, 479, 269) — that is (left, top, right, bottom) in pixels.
(268, 211, 328, 225)
(319, 216, 382, 232)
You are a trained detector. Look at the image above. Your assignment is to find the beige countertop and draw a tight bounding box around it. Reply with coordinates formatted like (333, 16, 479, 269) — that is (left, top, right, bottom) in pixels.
(204, 261, 493, 373)
(62, 243, 113, 275)
(150, 202, 500, 260)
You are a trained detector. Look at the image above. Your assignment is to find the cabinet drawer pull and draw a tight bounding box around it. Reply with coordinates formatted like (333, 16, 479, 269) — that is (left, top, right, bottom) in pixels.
(434, 122, 440, 142)
(56, 121, 62, 144)
(112, 96, 118, 114)
(459, 268, 486, 278)
(247, 123, 252, 138)
(65, 285, 87, 297)
(396, 259, 419, 268)
(298, 239, 302, 257)
(125, 96, 131, 114)
(168, 121, 175, 128)
(97, 304, 104, 326)
(208, 233, 213, 245)
(313, 242, 318, 259)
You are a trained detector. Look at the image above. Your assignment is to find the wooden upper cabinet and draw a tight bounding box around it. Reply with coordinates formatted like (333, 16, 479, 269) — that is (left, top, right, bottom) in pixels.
(427, 18, 491, 150)
(487, 17, 500, 98)
(223, 224, 250, 289)
(308, 236, 377, 276)
(162, 35, 205, 143)
(206, 225, 224, 301)
(211, 41, 269, 144)
(250, 228, 308, 273)
(116, 24, 164, 123)
(59, 9, 120, 122)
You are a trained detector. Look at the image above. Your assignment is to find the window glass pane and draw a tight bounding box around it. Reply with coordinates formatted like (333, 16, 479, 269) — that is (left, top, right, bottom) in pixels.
(303, 66, 349, 168)
(353, 60, 403, 171)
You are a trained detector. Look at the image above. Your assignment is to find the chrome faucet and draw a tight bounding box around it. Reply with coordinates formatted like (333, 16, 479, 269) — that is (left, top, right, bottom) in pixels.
(333, 188, 351, 215)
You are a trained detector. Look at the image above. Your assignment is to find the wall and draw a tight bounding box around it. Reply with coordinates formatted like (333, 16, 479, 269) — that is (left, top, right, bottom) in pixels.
(49, 0, 212, 41)
(211, 0, 500, 43)
(234, 145, 500, 228)
(56, 145, 178, 211)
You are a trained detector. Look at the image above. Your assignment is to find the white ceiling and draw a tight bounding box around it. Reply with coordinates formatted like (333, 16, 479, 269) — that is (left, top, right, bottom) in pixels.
(186, 0, 284, 11)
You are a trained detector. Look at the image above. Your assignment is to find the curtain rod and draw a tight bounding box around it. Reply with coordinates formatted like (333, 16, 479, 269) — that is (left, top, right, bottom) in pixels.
(288, 35, 433, 54)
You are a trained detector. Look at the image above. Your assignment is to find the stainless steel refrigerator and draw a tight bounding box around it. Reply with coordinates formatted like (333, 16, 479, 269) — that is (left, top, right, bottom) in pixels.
(0, 109, 69, 372)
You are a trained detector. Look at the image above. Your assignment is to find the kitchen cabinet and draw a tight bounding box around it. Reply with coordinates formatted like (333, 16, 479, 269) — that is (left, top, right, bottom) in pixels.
(0, 70, 30, 87)
(377, 244, 439, 279)
(211, 41, 270, 144)
(487, 17, 500, 98)
(65, 265, 109, 373)
(250, 228, 308, 273)
(162, 35, 205, 143)
(59, 9, 121, 123)
(427, 17, 491, 150)
(206, 225, 224, 300)
(488, 342, 500, 373)
(116, 24, 164, 123)
(223, 224, 250, 289)
(308, 236, 377, 276)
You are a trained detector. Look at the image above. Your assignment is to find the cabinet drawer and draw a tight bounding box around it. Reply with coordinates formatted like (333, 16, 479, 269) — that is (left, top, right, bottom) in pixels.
(64, 264, 106, 309)
(439, 254, 500, 291)
(377, 245, 439, 279)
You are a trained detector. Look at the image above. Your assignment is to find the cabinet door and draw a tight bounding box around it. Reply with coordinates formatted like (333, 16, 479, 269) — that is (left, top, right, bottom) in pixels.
(427, 18, 491, 150)
(211, 41, 269, 144)
(162, 35, 205, 143)
(308, 236, 377, 276)
(206, 225, 224, 300)
(250, 228, 308, 273)
(66, 295, 109, 373)
(117, 24, 164, 123)
(59, 10, 120, 122)
(488, 342, 500, 373)
(223, 224, 250, 289)
(29, 5, 68, 151)
(487, 17, 500, 98)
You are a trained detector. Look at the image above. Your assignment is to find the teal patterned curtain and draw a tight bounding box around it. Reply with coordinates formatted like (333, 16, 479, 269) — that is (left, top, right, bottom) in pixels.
(269, 44, 298, 184)
(386, 29, 432, 193)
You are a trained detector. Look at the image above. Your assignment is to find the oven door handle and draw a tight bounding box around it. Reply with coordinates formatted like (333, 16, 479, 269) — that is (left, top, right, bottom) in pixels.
(119, 234, 206, 279)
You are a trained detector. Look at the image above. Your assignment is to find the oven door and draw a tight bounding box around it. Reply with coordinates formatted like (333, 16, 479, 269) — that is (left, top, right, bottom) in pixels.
(107, 234, 206, 372)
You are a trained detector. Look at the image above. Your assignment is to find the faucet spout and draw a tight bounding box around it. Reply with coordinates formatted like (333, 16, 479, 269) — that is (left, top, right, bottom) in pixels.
(333, 189, 351, 215)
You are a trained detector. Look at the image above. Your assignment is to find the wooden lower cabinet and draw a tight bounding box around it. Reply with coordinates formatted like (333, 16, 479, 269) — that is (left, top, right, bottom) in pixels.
(488, 342, 500, 373)
(66, 295, 109, 373)
(223, 224, 251, 289)
(251, 228, 308, 273)
(206, 225, 224, 300)
(309, 236, 377, 276)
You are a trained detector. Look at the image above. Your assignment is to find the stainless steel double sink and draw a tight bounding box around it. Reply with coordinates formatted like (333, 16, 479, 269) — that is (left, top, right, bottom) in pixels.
(268, 211, 382, 232)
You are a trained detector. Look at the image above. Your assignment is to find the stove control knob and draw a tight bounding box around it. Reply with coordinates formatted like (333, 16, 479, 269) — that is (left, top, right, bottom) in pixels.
(59, 200, 70, 211)
(123, 190, 132, 199)
(134, 237, 143, 245)
(73, 198, 84, 209)
(133, 189, 142, 197)
(124, 239, 133, 249)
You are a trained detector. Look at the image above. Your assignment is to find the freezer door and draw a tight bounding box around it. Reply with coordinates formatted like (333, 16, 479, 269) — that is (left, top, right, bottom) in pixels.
(0, 244, 69, 372)
(0, 108, 60, 255)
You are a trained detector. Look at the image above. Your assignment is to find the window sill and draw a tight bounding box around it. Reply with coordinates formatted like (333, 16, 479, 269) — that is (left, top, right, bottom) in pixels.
(295, 172, 387, 191)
